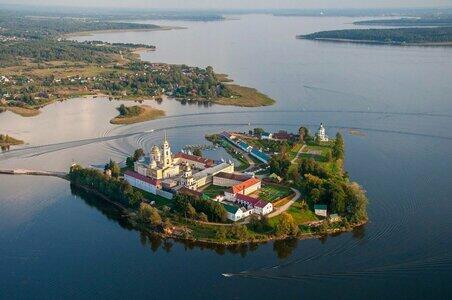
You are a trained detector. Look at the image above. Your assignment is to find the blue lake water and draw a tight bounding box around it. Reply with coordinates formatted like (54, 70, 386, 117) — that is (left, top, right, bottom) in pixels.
(1, 14, 451, 298)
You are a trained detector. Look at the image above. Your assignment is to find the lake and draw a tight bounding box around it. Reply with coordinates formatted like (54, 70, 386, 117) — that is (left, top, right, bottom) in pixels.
(1, 14, 451, 298)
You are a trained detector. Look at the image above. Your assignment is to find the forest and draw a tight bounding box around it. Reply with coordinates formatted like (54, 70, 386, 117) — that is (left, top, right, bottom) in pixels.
(298, 27, 452, 44)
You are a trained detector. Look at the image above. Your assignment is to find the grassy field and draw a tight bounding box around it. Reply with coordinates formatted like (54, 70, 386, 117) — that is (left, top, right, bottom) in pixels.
(258, 184, 293, 202)
(215, 84, 275, 107)
(202, 185, 229, 198)
(269, 201, 318, 227)
(110, 105, 165, 125)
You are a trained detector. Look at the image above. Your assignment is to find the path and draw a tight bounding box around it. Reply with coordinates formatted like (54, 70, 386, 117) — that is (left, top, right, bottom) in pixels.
(267, 187, 301, 218)
(291, 144, 306, 164)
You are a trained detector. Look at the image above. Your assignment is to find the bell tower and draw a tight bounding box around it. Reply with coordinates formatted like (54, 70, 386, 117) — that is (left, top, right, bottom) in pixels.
(162, 131, 172, 168)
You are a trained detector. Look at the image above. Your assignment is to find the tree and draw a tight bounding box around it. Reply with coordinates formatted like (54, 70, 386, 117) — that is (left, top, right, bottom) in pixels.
(253, 127, 265, 137)
(186, 203, 197, 219)
(133, 148, 144, 161)
(228, 225, 248, 240)
(275, 213, 299, 236)
(139, 203, 162, 226)
(193, 148, 202, 157)
(332, 132, 345, 160)
(216, 226, 227, 240)
(104, 159, 120, 178)
(249, 215, 270, 233)
(325, 149, 333, 162)
(126, 156, 134, 168)
(345, 182, 368, 222)
(198, 212, 208, 222)
(298, 126, 310, 142)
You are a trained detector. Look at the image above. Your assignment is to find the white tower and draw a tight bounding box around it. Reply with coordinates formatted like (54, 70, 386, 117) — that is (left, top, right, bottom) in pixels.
(162, 132, 172, 168)
(317, 123, 329, 142)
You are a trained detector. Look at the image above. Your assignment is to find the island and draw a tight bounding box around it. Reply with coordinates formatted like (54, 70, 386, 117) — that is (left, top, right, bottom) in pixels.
(68, 123, 368, 245)
(354, 17, 452, 27)
(110, 104, 165, 125)
(0, 134, 24, 149)
(0, 12, 274, 118)
(297, 27, 452, 46)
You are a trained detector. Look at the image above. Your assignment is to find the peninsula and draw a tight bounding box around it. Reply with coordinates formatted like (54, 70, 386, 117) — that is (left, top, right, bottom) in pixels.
(0, 12, 275, 119)
(297, 27, 452, 46)
(68, 124, 368, 245)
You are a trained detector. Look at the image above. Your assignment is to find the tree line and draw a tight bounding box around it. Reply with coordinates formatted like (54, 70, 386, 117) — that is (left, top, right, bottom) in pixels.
(69, 164, 142, 209)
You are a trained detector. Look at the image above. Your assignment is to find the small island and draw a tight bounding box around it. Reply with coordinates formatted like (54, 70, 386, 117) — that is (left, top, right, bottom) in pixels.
(68, 124, 368, 245)
(0, 134, 24, 147)
(110, 104, 165, 125)
(297, 27, 452, 46)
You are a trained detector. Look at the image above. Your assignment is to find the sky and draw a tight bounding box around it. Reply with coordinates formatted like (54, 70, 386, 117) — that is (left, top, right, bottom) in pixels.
(1, 0, 452, 10)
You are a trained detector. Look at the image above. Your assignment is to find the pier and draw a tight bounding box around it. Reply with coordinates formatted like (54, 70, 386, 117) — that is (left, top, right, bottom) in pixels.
(0, 169, 67, 179)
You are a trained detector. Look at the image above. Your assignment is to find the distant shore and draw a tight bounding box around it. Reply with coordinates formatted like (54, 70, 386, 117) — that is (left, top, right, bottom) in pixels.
(64, 26, 186, 38)
(297, 36, 452, 47)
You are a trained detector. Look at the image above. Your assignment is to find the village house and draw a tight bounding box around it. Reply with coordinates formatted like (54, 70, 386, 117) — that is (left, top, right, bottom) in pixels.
(314, 204, 328, 217)
(234, 193, 273, 215)
(224, 177, 262, 201)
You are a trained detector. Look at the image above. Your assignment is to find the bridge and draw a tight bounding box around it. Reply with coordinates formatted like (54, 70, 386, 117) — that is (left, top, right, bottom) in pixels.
(0, 169, 68, 179)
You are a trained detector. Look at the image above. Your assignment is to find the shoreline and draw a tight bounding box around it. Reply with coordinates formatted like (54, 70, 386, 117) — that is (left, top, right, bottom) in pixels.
(71, 180, 367, 247)
(64, 25, 186, 38)
(297, 36, 452, 47)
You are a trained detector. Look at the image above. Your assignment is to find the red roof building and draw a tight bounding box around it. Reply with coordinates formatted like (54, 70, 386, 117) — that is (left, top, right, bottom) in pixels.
(124, 170, 160, 186)
(236, 193, 269, 209)
(174, 152, 215, 168)
(232, 177, 261, 195)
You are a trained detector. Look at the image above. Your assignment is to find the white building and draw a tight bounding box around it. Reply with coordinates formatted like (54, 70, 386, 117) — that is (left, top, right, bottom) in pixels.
(233, 193, 273, 216)
(192, 162, 234, 188)
(314, 204, 328, 217)
(316, 123, 329, 142)
(223, 204, 252, 222)
(124, 170, 160, 194)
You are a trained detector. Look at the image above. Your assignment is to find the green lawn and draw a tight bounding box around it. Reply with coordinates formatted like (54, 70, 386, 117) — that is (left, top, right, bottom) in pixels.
(258, 184, 293, 202)
(269, 201, 318, 227)
(202, 185, 229, 198)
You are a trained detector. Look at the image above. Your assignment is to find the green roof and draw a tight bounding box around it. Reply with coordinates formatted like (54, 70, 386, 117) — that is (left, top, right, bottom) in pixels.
(223, 203, 240, 214)
(314, 204, 327, 210)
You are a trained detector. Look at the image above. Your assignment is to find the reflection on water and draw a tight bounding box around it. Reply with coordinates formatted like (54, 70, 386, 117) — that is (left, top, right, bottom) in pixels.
(71, 182, 303, 259)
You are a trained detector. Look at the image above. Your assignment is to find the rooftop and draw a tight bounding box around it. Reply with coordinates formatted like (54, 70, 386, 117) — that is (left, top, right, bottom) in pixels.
(236, 193, 269, 208)
(223, 203, 241, 214)
(232, 177, 261, 194)
(174, 152, 215, 167)
(214, 172, 251, 182)
(314, 204, 328, 210)
(193, 162, 233, 181)
(124, 170, 160, 186)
